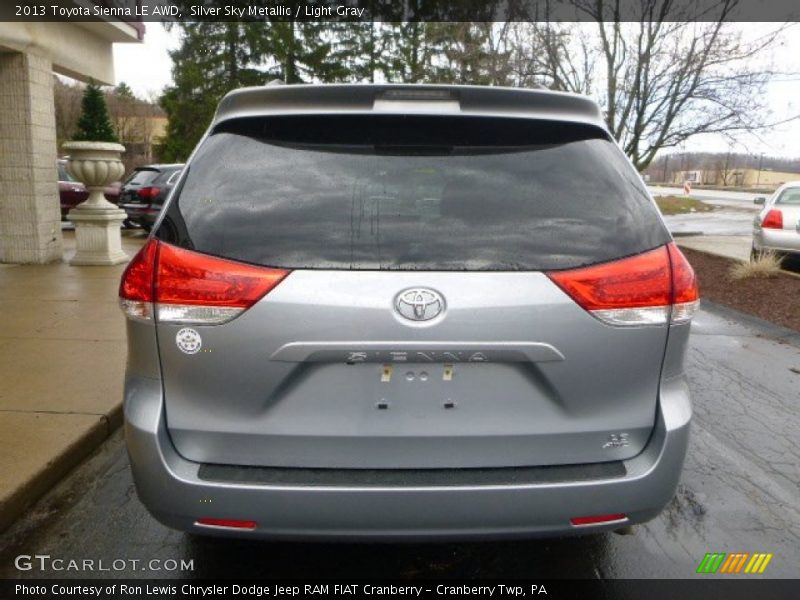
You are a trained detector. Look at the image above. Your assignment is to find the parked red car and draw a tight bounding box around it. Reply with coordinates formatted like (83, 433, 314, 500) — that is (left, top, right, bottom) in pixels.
(58, 159, 87, 219)
(58, 159, 122, 220)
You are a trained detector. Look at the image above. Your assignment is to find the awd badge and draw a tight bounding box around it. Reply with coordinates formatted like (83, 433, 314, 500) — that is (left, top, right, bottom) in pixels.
(603, 433, 630, 449)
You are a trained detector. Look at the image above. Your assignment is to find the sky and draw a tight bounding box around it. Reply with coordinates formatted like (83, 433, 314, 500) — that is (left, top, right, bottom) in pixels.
(112, 22, 800, 157)
(112, 23, 178, 102)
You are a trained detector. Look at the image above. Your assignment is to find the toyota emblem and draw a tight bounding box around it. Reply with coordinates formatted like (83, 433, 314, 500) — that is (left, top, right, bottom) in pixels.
(395, 288, 445, 321)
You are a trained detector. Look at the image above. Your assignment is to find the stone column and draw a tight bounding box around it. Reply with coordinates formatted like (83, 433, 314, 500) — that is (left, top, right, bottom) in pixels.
(0, 50, 63, 264)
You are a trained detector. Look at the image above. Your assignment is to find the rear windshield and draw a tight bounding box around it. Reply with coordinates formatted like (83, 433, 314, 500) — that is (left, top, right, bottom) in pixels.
(57, 162, 73, 182)
(776, 188, 800, 205)
(125, 169, 159, 186)
(164, 170, 182, 185)
(156, 116, 668, 271)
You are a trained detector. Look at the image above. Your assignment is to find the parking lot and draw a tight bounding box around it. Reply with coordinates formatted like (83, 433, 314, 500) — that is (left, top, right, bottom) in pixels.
(1, 304, 797, 580)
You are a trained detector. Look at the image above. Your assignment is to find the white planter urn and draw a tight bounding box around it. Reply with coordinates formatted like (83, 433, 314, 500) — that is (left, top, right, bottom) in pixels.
(63, 141, 128, 265)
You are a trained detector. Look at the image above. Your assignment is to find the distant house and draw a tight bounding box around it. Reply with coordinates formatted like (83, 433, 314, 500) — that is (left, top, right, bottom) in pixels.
(109, 101, 168, 165)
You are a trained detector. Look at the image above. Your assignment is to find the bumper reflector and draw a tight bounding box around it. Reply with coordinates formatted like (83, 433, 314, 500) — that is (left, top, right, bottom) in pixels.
(570, 513, 627, 526)
(196, 517, 257, 530)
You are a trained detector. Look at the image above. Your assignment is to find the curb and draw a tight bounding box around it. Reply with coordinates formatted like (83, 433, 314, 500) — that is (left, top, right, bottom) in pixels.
(700, 300, 800, 348)
(780, 268, 800, 280)
(0, 403, 122, 533)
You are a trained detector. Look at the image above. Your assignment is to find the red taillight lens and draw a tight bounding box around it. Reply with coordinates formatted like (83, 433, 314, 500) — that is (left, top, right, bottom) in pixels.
(156, 243, 288, 308)
(667, 243, 698, 304)
(119, 239, 158, 302)
(547, 243, 699, 326)
(118, 240, 159, 321)
(570, 513, 627, 526)
(119, 240, 290, 324)
(547, 246, 672, 311)
(196, 517, 257, 530)
(137, 186, 160, 201)
(668, 243, 700, 324)
(761, 209, 783, 229)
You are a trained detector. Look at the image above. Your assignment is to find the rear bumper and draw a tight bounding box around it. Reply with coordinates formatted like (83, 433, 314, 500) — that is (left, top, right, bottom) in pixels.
(121, 204, 159, 227)
(753, 228, 800, 255)
(124, 375, 691, 540)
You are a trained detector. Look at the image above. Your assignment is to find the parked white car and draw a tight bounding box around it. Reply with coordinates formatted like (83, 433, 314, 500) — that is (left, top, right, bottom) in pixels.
(752, 182, 800, 260)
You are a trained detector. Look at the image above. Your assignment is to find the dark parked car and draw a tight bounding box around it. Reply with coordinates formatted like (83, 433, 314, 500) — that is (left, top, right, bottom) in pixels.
(119, 164, 184, 231)
(58, 159, 122, 220)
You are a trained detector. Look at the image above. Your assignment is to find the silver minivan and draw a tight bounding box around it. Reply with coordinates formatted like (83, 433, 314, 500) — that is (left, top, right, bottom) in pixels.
(120, 84, 698, 539)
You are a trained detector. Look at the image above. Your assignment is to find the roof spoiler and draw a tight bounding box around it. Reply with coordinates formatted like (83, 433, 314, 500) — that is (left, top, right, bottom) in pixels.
(212, 84, 606, 130)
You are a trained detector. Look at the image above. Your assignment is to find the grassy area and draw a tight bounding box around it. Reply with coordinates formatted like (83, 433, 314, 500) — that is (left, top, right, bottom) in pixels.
(654, 195, 715, 215)
(730, 251, 783, 280)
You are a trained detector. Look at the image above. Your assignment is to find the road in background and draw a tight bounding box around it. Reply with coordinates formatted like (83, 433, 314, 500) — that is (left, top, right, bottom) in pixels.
(647, 186, 758, 238)
(663, 212, 753, 237)
(1, 306, 797, 579)
(648, 186, 764, 210)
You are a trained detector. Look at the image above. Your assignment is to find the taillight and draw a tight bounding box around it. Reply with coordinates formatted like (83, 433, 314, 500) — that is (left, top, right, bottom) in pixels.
(547, 243, 699, 326)
(667, 243, 699, 324)
(119, 240, 290, 325)
(136, 186, 160, 201)
(118, 239, 158, 322)
(761, 209, 783, 229)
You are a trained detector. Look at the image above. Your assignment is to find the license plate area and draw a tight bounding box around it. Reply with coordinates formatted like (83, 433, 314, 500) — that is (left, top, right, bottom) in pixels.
(378, 363, 455, 384)
(376, 363, 459, 410)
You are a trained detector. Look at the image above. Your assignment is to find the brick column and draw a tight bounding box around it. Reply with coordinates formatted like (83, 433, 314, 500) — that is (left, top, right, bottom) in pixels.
(0, 50, 63, 263)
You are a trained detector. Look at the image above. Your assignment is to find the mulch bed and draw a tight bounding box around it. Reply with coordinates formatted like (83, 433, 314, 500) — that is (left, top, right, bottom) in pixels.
(680, 248, 800, 332)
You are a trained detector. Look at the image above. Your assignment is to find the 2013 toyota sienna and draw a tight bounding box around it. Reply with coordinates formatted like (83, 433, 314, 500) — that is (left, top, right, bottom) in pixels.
(120, 84, 698, 540)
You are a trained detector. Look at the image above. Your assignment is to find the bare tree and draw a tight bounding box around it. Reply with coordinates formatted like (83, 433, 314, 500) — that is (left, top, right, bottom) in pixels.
(507, 22, 596, 93)
(53, 77, 84, 149)
(510, 0, 796, 171)
(429, 22, 515, 85)
(715, 150, 741, 186)
(105, 84, 138, 144)
(138, 92, 168, 163)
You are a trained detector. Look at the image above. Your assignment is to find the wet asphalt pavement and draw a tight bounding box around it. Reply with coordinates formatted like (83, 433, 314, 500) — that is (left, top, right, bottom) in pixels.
(654, 185, 759, 237)
(1, 305, 798, 580)
(663, 210, 755, 237)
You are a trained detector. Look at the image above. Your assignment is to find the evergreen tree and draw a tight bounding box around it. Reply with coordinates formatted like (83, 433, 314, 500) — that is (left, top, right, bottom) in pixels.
(257, 20, 348, 84)
(160, 15, 359, 160)
(332, 22, 396, 83)
(114, 81, 135, 99)
(429, 23, 510, 85)
(158, 1, 513, 160)
(160, 21, 268, 161)
(385, 22, 441, 83)
(382, 1, 508, 83)
(73, 81, 118, 143)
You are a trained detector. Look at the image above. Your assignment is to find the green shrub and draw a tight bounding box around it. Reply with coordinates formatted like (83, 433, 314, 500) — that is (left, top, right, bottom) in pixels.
(73, 81, 118, 143)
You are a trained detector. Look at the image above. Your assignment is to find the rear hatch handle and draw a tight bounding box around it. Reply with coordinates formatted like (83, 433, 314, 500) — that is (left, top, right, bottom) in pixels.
(270, 342, 564, 364)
